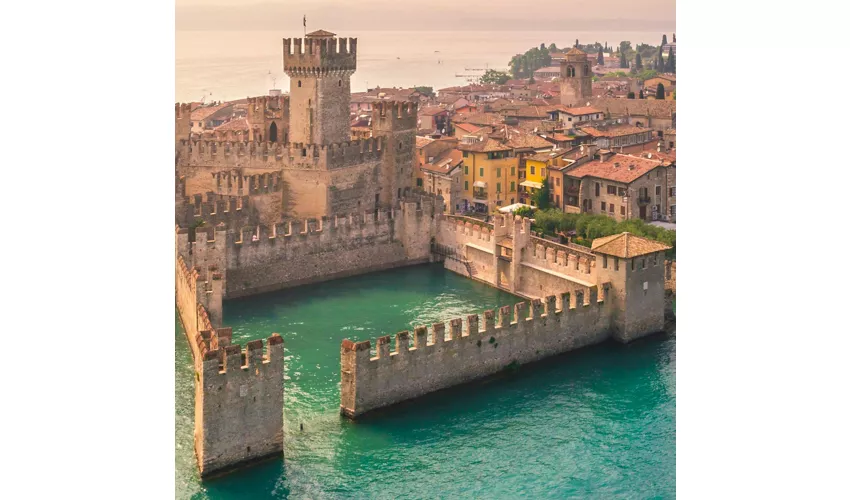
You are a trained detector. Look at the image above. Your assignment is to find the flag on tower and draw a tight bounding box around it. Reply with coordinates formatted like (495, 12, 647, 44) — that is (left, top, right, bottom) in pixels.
(303, 15, 306, 28)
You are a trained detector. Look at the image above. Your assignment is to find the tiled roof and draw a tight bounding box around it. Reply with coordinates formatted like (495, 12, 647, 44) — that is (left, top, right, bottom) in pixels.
(457, 138, 512, 153)
(561, 106, 603, 116)
(505, 133, 554, 150)
(191, 103, 229, 121)
(454, 122, 482, 133)
(566, 153, 664, 183)
(566, 47, 587, 56)
(416, 136, 436, 149)
(580, 125, 649, 138)
(306, 29, 336, 37)
(588, 98, 676, 118)
(528, 149, 569, 162)
(421, 149, 464, 174)
(213, 117, 250, 132)
(419, 106, 447, 116)
(591, 233, 671, 258)
(454, 112, 504, 126)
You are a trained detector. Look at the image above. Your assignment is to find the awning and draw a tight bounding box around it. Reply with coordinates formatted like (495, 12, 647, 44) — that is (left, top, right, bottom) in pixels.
(473, 181, 488, 188)
(499, 203, 533, 213)
(520, 180, 544, 189)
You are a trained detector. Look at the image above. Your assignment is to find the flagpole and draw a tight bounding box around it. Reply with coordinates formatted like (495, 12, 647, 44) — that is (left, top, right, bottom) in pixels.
(303, 15, 306, 38)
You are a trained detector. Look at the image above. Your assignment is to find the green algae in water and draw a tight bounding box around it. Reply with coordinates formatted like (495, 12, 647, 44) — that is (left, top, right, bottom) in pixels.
(176, 264, 675, 499)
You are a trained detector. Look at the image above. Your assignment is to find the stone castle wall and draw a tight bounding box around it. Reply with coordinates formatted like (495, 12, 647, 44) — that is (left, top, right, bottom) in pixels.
(208, 197, 439, 298)
(175, 245, 285, 478)
(340, 287, 613, 418)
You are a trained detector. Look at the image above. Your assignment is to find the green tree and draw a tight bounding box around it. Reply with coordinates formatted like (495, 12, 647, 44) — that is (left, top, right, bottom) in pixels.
(481, 69, 511, 85)
(665, 47, 675, 73)
(597, 50, 604, 65)
(639, 89, 644, 99)
(662, 34, 668, 46)
(656, 45, 664, 71)
(656, 83, 666, 99)
(548, 43, 557, 52)
(627, 91, 635, 99)
(514, 206, 535, 218)
(528, 76, 535, 84)
(531, 183, 551, 209)
(619, 50, 629, 68)
(414, 86, 433, 97)
(635, 53, 643, 70)
(540, 43, 546, 50)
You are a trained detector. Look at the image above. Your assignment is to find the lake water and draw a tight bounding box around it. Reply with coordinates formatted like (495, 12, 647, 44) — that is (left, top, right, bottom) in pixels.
(176, 30, 666, 102)
(175, 264, 676, 498)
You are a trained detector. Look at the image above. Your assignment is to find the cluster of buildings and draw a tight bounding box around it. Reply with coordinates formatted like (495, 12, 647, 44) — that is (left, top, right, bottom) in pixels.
(182, 39, 676, 225)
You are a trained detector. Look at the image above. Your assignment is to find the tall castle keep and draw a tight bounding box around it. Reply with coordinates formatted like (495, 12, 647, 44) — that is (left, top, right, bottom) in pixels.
(559, 47, 593, 106)
(176, 29, 415, 220)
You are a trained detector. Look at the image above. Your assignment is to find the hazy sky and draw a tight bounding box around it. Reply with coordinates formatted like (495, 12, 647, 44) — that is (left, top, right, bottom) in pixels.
(176, 0, 675, 32)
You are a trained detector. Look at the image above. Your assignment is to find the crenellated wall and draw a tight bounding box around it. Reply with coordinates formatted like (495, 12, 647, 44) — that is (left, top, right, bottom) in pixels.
(222, 197, 438, 298)
(340, 287, 613, 418)
(175, 236, 285, 478)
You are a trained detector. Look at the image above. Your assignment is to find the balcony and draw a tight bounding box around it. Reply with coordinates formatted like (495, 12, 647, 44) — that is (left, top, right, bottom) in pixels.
(637, 195, 652, 205)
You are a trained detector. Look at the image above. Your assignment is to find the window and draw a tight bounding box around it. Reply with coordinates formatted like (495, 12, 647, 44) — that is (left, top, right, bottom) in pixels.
(339, 79, 342, 87)
(620, 205, 625, 216)
(510, 181, 515, 192)
(496, 168, 501, 178)
(631, 259, 635, 271)
(595, 182, 600, 197)
(298, 80, 302, 87)
(556, 177, 560, 186)
(671, 205, 676, 216)
(511, 167, 515, 176)
(603, 255, 608, 268)
(464, 165, 469, 175)
(463, 151, 469, 158)
(641, 259, 646, 269)
(568, 117, 573, 122)
(670, 186, 676, 197)
(615, 258, 619, 271)
(601, 201, 606, 211)
(479, 167, 484, 177)
(618, 187, 626, 196)
(609, 204, 614, 213)
(464, 181, 469, 190)
(496, 182, 501, 193)
(530, 166, 536, 175)
(416, 178, 423, 187)
(656, 185, 661, 195)
(607, 185, 617, 195)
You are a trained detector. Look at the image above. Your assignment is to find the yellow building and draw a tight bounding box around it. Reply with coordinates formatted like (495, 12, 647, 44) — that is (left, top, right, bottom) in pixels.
(457, 138, 519, 213)
(521, 152, 556, 206)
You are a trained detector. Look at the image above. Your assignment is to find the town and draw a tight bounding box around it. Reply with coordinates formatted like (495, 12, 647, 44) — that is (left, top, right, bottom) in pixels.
(175, 29, 676, 479)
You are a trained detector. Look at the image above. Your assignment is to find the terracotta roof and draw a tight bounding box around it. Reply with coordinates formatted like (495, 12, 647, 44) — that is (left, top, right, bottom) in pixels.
(591, 233, 671, 258)
(419, 106, 447, 116)
(650, 74, 677, 83)
(421, 149, 464, 174)
(588, 98, 676, 119)
(665, 128, 676, 135)
(507, 105, 562, 118)
(566, 47, 587, 56)
(561, 106, 603, 116)
(580, 125, 650, 138)
(454, 112, 504, 126)
(528, 150, 569, 162)
(457, 138, 512, 153)
(306, 29, 336, 37)
(454, 122, 481, 133)
(505, 133, 554, 150)
(213, 117, 250, 132)
(416, 136, 436, 149)
(567, 153, 664, 183)
(191, 103, 229, 121)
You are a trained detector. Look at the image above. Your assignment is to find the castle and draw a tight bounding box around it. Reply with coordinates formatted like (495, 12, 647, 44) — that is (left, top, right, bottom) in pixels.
(175, 30, 671, 479)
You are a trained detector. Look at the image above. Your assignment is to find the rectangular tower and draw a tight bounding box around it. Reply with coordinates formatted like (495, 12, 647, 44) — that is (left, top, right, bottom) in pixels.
(283, 31, 356, 145)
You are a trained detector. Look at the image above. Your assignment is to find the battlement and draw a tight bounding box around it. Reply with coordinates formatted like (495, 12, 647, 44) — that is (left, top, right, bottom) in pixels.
(176, 137, 385, 170)
(340, 286, 613, 418)
(178, 192, 252, 229)
(283, 36, 357, 76)
(529, 236, 596, 275)
(371, 101, 418, 131)
(200, 333, 284, 378)
(175, 102, 192, 119)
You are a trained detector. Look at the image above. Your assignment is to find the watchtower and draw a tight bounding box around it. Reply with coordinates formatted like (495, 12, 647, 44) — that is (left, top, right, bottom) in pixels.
(371, 100, 418, 207)
(283, 30, 356, 145)
(559, 47, 593, 107)
(247, 95, 289, 143)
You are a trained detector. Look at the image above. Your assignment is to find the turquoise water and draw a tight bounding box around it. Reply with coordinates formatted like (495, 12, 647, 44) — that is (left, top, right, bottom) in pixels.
(176, 264, 675, 499)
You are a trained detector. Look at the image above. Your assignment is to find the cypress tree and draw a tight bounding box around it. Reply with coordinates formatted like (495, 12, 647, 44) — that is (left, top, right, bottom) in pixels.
(656, 45, 664, 71)
(662, 34, 668, 46)
(597, 50, 604, 65)
(627, 91, 635, 99)
(665, 47, 675, 73)
(656, 83, 665, 99)
(635, 53, 643, 70)
(639, 89, 644, 99)
(619, 50, 628, 68)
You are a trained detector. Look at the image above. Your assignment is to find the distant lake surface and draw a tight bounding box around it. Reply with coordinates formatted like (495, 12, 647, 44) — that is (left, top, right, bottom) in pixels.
(176, 30, 665, 102)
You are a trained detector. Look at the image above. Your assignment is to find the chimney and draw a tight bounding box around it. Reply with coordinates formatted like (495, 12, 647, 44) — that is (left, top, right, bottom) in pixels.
(628, 165, 635, 171)
(614, 162, 620, 168)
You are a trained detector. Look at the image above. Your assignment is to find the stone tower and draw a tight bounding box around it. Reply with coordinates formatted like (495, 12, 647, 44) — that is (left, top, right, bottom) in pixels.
(175, 103, 192, 144)
(371, 100, 418, 207)
(559, 47, 593, 107)
(247, 95, 289, 143)
(283, 30, 356, 145)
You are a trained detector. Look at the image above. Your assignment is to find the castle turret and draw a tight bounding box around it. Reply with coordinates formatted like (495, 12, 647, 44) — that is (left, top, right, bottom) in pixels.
(283, 30, 356, 145)
(247, 95, 289, 143)
(175, 103, 192, 145)
(371, 100, 417, 207)
(559, 47, 593, 107)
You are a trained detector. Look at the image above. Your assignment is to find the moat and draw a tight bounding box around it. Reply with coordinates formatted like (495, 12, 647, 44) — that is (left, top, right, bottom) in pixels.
(175, 264, 675, 498)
